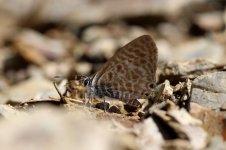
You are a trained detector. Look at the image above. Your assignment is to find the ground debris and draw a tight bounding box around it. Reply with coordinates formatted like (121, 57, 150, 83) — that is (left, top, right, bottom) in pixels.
(0, 0, 225, 149)
(146, 101, 207, 149)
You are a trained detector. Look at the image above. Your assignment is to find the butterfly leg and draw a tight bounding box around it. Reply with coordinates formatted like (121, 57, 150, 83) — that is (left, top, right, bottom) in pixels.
(83, 92, 92, 111)
(103, 96, 107, 112)
(83, 92, 88, 104)
(89, 95, 95, 111)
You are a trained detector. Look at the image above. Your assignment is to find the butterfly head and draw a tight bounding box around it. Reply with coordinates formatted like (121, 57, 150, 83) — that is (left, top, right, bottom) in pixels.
(80, 76, 92, 87)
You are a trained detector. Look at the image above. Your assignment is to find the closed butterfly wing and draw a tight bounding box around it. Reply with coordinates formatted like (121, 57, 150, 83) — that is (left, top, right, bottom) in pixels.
(91, 35, 158, 102)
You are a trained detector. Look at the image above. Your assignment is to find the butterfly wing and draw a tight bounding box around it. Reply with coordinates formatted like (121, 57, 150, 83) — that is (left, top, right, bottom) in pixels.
(91, 35, 158, 100)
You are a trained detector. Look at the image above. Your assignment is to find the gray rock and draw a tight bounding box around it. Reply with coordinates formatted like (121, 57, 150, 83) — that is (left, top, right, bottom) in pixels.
(159, 59, 223, 84)
(193, 71, 226, 93)
(191, 72, 226, 109)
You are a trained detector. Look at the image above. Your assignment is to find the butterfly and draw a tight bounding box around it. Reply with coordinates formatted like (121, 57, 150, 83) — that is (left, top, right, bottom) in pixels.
(75, 35, 158, 110)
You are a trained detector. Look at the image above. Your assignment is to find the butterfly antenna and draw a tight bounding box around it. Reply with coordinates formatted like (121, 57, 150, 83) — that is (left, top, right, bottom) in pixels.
(53, 81, 65, 103)
(53, 75, 67, 103)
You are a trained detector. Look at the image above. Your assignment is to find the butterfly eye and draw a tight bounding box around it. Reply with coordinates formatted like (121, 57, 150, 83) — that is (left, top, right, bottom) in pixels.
(83, 78, 91, 86)
(149, 84, 154, 89)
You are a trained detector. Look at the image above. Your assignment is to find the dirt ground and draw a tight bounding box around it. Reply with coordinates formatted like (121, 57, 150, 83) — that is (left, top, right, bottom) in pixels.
(0, 0, 226, 149)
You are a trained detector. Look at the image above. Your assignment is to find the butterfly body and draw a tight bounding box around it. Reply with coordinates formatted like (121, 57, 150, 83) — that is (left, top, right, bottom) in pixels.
(81, 35, 158, 108)
(83, 76, 142, 107)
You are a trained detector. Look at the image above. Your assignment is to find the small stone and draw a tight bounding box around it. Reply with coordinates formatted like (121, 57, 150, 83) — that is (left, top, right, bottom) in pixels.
(42, 61, 72, 78)
(82, 26, 112, 42)
(87, 37, 118, 59)
(74, 62, 92, 75)
(13, 29, 69, 65)
(195, 11, 224, 31)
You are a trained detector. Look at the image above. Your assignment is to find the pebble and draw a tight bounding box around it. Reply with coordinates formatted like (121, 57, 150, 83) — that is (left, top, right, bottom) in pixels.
(74, 62, 92, 75)
(13, 29, 69, 65)
(195, 11, 224, 31)
(88, 37, 117, 59)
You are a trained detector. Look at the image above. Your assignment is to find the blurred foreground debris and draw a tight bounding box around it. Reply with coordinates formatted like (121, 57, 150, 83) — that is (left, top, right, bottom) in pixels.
(0, 0, 225, 149)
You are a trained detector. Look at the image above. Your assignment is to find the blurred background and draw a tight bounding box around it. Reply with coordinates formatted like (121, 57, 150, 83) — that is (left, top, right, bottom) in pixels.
(0, 0, 225, 149)
(0, 0, 225, 103)
(0, 0, 225, 102)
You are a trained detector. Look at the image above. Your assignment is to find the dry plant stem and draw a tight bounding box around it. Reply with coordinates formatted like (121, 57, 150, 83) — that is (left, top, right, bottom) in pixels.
(20, 97, 84, 107)
(63, 97, 83, 104)
(20, 98, 60, 106)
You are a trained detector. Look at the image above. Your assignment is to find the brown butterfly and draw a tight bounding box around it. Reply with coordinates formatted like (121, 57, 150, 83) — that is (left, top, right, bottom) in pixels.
(78, 35, 158, 109)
